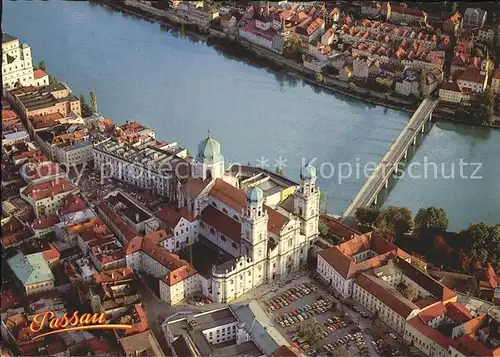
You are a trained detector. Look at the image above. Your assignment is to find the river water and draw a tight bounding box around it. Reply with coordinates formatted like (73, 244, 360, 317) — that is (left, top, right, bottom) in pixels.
(4, 1, 499, 231)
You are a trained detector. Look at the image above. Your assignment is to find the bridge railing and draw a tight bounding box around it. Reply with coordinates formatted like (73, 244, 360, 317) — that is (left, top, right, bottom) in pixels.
(343, 98, 439, 217)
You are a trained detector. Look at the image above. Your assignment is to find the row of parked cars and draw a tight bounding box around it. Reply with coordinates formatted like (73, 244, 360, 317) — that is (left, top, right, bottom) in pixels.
(320, 317, 348, 339)
(265, 283, 318, 312)
(372, 338, 400, 356)
(275, 298, 331, 327)
(307, 332, 364, 356)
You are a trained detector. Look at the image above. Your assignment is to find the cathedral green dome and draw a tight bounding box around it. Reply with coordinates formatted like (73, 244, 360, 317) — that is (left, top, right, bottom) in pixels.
(197, 136, 223, 164)
(301, 163, 317, 180)
(246, 187, 264, 206)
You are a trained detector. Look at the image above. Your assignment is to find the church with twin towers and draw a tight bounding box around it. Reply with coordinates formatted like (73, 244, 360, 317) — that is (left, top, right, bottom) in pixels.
(173, 134, 321, 302)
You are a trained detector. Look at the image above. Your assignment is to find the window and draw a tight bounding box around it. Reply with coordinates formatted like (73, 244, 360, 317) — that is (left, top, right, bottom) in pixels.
(221, 235, 226, 242)
(288, 238, 292, 247)
(223, 208, 228, 214)
(210, 228, 215, 234)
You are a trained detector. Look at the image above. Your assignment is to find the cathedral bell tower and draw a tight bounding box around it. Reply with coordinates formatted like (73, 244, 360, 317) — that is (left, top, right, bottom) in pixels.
(241, 187, 268, 263)
(294, 163, 320, 240)
(192, 134, 225, 180)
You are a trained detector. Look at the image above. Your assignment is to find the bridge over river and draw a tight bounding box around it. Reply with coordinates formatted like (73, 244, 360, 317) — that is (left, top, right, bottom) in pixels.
(343, 96, 440, 218)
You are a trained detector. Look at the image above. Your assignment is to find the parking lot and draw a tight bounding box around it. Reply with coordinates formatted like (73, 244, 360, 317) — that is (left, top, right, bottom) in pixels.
(261, 281, 373, 356)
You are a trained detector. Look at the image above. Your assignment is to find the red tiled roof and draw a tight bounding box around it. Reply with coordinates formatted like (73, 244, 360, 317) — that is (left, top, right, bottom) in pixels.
(414, 296, 439, 309)
(21, 179, 77, 201)
(2, 216, 24, 235)
(156, 207, 183, 229)
(320, 215, 360, 240)
(446, 301, 473, 324)
(2, 109, 17, 120)
(266, 206, 289, 236)
(456, 67, 486, 84)
(33, 69, 48, 80)
(164, 264, 198, 286)
(356, 273, 418, 318)
(60, 194, 88, 215)
(210, 178, 246, 212)
(418, 302, 446, 324)
(125, 236, 143, 255)
(210, 179, 289, 236)
(462, 313, 487, 336)
(454, 334, 500, 357)
(273, 345, 301, 357)
(179, 207, 195, 221)
(182, 178, 211, 198)
(390, 5, 427, 17)
(201, 205, 241, 243)
(94, 267, 134, 284)
(97, 201, 139, 243)
(0, 289, 21, 312)
(408, 316, 452, 349)
(32, 215, 59, 230)
(43, 243, 60, 261)
(144, 229, 171, 242)
(13, 150, 49, 164)
(29, 112, 64, 124)
(131, 237, 197, 285)
(440, 81, 462, 93)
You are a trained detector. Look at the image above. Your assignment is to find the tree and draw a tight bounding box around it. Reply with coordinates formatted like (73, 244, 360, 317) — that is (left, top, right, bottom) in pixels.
(89, 90, 98, 114)
(38, 61, 46, 71)
(315, 72, 324, 83)
(319, 222, 329, 237)
(297, 318, 323, 344)
(397, 282, 419, 302)
(80, 93, 86, 107)
(414, 207, 449, 236)
(319, 192, 328, 213)
(355, 207, 380, 227)
(478, 87, 495, 125)
(284, 33, 303, 59)
(459, 222, 499, 266)
(375, 206, 413, 241)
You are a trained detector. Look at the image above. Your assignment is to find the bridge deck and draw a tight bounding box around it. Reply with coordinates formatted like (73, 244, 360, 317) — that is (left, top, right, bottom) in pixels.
(343, 97, 439, 217)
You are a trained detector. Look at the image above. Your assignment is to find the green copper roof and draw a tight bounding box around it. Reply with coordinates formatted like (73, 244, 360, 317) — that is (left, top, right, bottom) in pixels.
(7, 253, 55, 286)
(197, 136, 224, 164)
(301, 163, 317, 180)
(247, 187, 264, 206)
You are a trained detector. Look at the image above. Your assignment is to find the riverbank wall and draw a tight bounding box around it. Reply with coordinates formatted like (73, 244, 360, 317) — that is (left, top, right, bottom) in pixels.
(97, 0, 499, 129)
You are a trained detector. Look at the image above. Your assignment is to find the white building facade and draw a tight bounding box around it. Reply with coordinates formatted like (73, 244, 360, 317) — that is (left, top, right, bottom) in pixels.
(2, 33, 35, 90)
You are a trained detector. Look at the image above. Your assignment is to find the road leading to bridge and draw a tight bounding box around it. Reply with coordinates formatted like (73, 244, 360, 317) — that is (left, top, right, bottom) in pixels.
(343, 97, 440, 218)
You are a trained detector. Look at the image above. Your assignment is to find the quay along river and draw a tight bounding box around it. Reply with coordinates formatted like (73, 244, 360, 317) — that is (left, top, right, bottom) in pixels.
(4, 1, 499, 231)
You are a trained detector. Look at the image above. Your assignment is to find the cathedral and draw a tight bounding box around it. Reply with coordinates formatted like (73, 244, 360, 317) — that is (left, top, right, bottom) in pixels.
(175, 134, 321, 303)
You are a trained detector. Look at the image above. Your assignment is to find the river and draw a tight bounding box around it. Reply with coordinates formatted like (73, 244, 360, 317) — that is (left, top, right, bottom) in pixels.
(4, 1, 499, 231)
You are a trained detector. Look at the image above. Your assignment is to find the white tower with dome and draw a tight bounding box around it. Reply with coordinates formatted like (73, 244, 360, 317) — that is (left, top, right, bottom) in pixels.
(192, 134, 225, 180)
(241, 187, 268, 269)
(294, 163, 320, 242)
